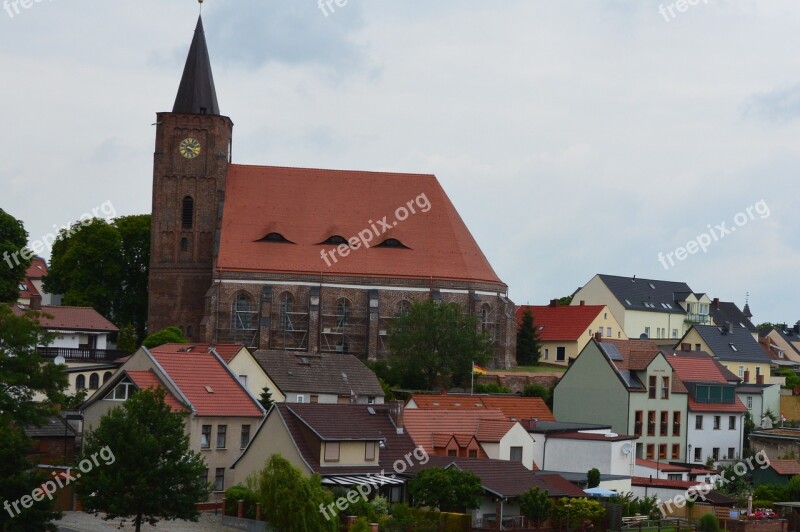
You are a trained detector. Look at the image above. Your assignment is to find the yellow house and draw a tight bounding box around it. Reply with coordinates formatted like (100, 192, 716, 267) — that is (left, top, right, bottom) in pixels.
(516, 302, 626, 366)
(677, 324, 773, 384)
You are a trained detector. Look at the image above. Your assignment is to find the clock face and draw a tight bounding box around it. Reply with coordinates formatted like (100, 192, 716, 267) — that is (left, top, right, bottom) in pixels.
(179, 137, 201, 159)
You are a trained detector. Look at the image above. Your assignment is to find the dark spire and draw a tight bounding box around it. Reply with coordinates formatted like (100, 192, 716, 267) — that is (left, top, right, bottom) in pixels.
(173, 16, 220, 115)
(743, 292, 752, 318)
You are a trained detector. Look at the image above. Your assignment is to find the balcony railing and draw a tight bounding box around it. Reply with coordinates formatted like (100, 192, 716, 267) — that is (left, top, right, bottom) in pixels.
(685, 313, 712, 324)
(38, 347, 130, 363)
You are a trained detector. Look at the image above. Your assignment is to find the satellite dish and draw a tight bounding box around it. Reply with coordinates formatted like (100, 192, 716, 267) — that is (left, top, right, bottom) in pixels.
(54, 355, 66, 366)
(621, 442, 633, 455)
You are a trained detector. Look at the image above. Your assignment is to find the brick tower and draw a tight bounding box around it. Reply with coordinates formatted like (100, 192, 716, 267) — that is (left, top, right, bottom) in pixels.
(147, 16, 233, 340)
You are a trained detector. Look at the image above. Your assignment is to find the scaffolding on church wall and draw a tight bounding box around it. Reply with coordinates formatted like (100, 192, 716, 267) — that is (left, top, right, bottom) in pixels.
(320, 302, 367, 357)
(269, 310, 309, 351)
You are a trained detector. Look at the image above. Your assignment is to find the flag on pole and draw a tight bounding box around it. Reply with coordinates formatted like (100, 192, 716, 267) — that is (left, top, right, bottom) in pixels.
(472, 363, 487, 375)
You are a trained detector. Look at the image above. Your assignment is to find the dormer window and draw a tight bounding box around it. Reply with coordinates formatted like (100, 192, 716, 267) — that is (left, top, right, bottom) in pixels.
(319, 235, 348, 246)
(376, 238, 409, 249)
(105, 380, 136, 401)
(257, 232, 294, 244)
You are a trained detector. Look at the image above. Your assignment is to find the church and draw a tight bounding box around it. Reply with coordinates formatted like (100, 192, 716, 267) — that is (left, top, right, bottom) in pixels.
(147, 16, 516, 368)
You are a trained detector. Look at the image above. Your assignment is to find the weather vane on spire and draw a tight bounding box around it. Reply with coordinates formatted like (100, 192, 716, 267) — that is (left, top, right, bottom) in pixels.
(198, 0, 204, 14)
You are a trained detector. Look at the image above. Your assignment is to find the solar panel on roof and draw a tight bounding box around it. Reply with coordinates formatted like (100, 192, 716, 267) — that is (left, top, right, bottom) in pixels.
(599, 343, 623, 361)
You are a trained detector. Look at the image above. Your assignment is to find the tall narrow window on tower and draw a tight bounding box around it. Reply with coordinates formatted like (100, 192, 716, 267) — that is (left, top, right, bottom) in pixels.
(182, 196, 194, 229)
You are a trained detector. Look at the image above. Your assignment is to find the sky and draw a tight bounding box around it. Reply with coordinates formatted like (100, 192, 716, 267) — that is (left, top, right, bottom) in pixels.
(1, 0, 799, 325)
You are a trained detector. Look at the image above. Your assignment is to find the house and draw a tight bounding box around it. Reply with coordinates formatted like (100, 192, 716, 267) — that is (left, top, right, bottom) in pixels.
(409, 456, 585, 529)
(752, 459, 800, 486)
(24, 415, 77, 466)
(80, 345, 265, 499)
(515, 301, 626, 365)
(708, 298, 757, 340)
(677, 324, 773, 385)
(737, 383, 781, 425)
(403, 408, 536, 469)
(17, 256, 60, 307)
(251, 350, 384, 404)
(535, 429, 637, 479)
(405, 393, 555, 421)
(762, 323, 800, 363)
(749, 428, 800, 462)
(634, 459, 718, 484)
(232, 402, 416, 503)
(630, 477, 735, 513)
(571, 274, 712, 340)
(553, 339, 689, 461)
(664, 352, 748, 464)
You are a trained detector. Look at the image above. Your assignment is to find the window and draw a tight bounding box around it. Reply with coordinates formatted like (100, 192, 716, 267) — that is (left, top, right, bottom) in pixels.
(180, 237, 189, 251)
(510, 446, 523, 463)
(672, 444, 680, 460)
(365, 442, 376, 461)
(644, 327, 651, 338)
(660, 412, 669, 436)
(479, 304, 493, 333)
(756, 366, 761, 377)
(695, 344, 701, 351)
(747, 397, 753, 410)
(694, 447, 702, 462)
(279, 292, 293, 331)
(556, 347, 566, 362)
(659, 444, 667, 459)
(232, 293, 256, 332)
(89, 373, 99, 390)
(368, 396, 376, 404)
(238, 375, 248, 388)
(214, 468, 225, 492)
(646, 444, 655, 460)
(241, 425, 251, 449)
(106, 381, 135, 401)
(200, 468, 208, 486)
(672, 329, 679, 339)
(336, 299, 351, 327)
(729, 344, 738, 352)
(673, 412, 681, 437)
(181, 196, 194, 229)
(310, 395, 319, 403)
(738, 366, 744, 378)
(695, 415, 703, 430)
(661, 376, 670, 399)
(668, 474, 683, 480)
(216, 425, 227, 448)
(712, 448, 720, 461)
(297, 395, 305, 403)
(649, 376, 657, 399)
(76, 375, 86, 390)
(544, 348, 549, 360)
(324, 442, 340, 462)
(647, 411, 656, 436)
(728, 447, 735, 460)
(468, 449, 478, 458)
(634, 411, 643, 437)
(447, 449, 457, 457)
(103, 371, 113, 384)
(201, 425, 211, 449)
(713, 416, 721, 430)
(729, 416, 736, 430)
(606, 327, 612, 337)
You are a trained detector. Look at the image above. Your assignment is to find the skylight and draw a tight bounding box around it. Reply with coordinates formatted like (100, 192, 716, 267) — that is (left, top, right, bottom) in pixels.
(376, 238, 409, 249)
(729, 344, 738, 352)
(257, 232, 295, 244)
(649, 283, 656, 289)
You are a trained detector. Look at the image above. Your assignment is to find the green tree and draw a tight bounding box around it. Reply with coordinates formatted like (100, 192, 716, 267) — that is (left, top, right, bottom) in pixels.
(523, 383, 554, 409)
(518, 487, 552, 527)
(76, 388, 208, 532)
(557, 296, 573, 306)
(388, 300, 492, 390)
(474, 382, 512, 394)
(698, 513, 720, 532)
(0, 305, 69, 531)
(246, 454, 337, 532)
(408, 467, 484, 512)
(517, 308, 541, 366)
(0, 208, 31, 303)
(114, 215, 151, 341)
(785, 475, 800, 501)
(587, 468, 600, 489)
(142, 326, 188, 349)
(259, 386, 274, 409)
(116, 323, 138, 353)
(553, 497, 605, 529)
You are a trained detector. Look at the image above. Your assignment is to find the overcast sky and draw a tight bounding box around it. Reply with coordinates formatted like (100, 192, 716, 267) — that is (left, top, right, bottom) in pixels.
(2, 0, 799, 324)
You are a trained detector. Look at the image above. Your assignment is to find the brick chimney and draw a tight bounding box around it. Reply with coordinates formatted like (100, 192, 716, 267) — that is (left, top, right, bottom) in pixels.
(743, 370, 750, 384)
(713, 298, 720, 308)
(30, 294, 42, 311)
(389, 400, 404, 434)
(549, 299, 558, 307)
(579, 300, 585, 306)
(756, 374, 765, 385)
(595, 331, 602, 340)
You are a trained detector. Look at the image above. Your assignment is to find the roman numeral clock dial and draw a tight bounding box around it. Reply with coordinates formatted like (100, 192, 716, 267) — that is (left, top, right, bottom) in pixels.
(179, 137, 201, 159)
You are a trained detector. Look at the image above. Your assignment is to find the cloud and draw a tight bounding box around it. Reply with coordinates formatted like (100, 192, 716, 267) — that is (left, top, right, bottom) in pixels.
(743, 83, 800, 123)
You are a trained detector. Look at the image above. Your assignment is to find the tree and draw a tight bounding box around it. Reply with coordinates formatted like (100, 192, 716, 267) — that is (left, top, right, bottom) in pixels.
(557, 296, 573, 306)
(587, 468, 600, 489)
(388, 300, 492, 390)
(246, 454, 337, 532)
(76, 388, 208, 532)
(553, 497, 605, 529)
(518, 487, 552, 527)
(523, 383, 553, 409)
(0, 305, 69, 531)
(142, 326, 188, 349)
(517, 308, 541, 366)
(44, 215, 151, 342)
(408, 467, 484, 512)
(259, 386, 274, 409)
(116, 323, 138, 353)
(785, 475, 800, 501)
(0, 208, 31, 303)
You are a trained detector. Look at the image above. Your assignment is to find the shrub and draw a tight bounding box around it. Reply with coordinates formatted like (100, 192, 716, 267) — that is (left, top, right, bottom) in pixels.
(351, 516, 370, 532)
(698, 513, 720, 532)
(224, 485, 260, 519)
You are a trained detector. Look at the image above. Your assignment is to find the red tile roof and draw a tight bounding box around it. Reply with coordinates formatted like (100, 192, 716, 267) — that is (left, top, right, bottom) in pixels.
(125, 370, 186, 412)
(768, 460, 800, 475)
(666, 354, 730, 384)
(217, 165, 503, 285)
(635, 458, 689, 472)
(535, 473, 587, 497)
(515, 305, 607, 342)
(150, 343, 245, 364)
(25, 257, 48, 279)
(601, 339, 661, 371)
(404, 409, 510, 453)
(407, 394, 555, 421)
(149, 348, 263, 417)
(476, 419, 517, 443)
(12, 305, 118, 332)
(687, 397, 747, 413)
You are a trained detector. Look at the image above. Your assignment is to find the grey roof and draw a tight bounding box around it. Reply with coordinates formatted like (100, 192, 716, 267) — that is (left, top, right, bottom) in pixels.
(691, 325, 772, 364)
(24, 416, 76, 438)
(597, 274, 691, 314)
(527, 421, 612, 434)
(252, 350, 384, 397)
(173, 16, 220, 115)
(709, 301, 757, 333)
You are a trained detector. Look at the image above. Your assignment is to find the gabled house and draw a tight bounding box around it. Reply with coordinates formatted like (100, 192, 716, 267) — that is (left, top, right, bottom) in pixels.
(752, 459, 800, 486)
(24, 416, 77, 466)
(232, 403, 416, 503)
(80, 345, 265, 499)
(515, 301, 626, 365)
(403, 408, 536, 469)
(405, 393, 555, 422)
(677, 324, 773, 384)
(553, 339, 689, 461)
(762, 323, 800, 363)
(17, 256, 60, 306)
(251, 350, 384, 404)
(571, 274, 711, 340)
(708, 298, 757, 339)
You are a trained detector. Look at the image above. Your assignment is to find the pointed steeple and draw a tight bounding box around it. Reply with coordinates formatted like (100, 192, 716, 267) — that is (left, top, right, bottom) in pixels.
(173, 16, 220, 115)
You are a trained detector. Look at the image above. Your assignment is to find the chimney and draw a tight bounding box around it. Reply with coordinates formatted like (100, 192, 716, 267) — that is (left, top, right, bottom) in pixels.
(713, 298, 720, 308)
(30, 294, 42, 311)
(681, 343, 691, 351)
(389, 400, 404, 434)
(756, 374, 765, 385)
(723, 321, 733, 335)
(595, 331, 602, 340)
(579, 300, 585, 306)
(549, 299, 558, 307)
(526, 418, 537, 430)
(743, 370, 750, 384)
(794, 322, 800, 335)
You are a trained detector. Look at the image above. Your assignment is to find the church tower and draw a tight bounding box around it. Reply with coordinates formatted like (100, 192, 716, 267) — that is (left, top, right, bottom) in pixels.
(147, 16, 233, 340)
